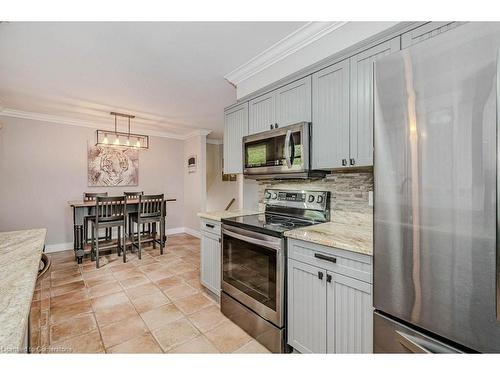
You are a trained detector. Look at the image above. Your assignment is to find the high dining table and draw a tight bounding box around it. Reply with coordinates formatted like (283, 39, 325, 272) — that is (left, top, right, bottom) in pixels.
(68, 197, 176, 263)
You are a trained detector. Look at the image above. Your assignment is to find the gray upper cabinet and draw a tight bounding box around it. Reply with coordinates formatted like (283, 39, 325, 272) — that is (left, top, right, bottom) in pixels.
(327, 273, 373, 353)
(311, 59, 350, 169)
(401, 22, 463, 48)
(288, 259, 327, 354)
(249, 76, 312, 135)
(275, 76, 312, 127)
(349, 37, 400, 167)
(249, 92, 276, 134)
(223, 102, 248, 174)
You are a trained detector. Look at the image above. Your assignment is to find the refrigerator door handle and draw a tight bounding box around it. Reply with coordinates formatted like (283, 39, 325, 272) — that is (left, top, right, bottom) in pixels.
(395, 331, 431, 353)
(496, 49, 500, 321)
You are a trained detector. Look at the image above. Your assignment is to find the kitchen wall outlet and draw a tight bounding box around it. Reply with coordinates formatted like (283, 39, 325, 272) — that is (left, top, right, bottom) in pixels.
(368, 191, 373, 207)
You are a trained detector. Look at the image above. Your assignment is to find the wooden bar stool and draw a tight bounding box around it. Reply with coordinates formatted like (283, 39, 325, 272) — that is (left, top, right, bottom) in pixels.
(130, 194, 165, 259)
(124, 191, 144, 242)
(83, 192, 109, 245)
(89, 196, 127, 268)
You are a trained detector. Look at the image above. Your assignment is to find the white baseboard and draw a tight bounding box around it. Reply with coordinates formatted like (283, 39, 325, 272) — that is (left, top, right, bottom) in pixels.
(182, 227, 201, 238)
(44, 242, 74, 253)
(44, 227, 198, 254)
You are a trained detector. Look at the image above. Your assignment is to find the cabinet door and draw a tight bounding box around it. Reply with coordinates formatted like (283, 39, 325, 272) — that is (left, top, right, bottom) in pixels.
(275, 76, 312, 127)
(200, 232, 221, 296)
(349, 37, 400, 167)
(249, 91, 276, 135)
(223, 102, 248, 174)
(327, 273, 373, 353)
(311, 60, 350, 169)
(401, 22, 462, 48)
(287, 259, 327, 353)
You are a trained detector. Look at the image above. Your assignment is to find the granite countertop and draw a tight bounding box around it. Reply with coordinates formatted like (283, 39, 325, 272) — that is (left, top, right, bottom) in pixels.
(284, 211, 373, 255)
(0, 228, 47, 352)
(197, 209, 262, 222)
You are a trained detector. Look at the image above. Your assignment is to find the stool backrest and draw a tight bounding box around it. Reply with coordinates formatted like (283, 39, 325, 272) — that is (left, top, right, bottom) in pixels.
(84, 192, 108, 201)
(139, 194, 164, 218)
(124, 191, 144, 200)
(95, 196, 127, 222)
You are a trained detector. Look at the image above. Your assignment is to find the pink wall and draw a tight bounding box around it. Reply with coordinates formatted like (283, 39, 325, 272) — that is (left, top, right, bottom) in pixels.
(0, 117, 185, 248)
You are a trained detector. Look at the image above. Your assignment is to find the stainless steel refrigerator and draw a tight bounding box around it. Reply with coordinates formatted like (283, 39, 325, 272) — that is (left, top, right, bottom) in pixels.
(374, 22, 500, 353)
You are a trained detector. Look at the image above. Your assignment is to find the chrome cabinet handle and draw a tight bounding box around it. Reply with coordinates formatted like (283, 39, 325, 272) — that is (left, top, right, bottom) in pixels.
(314, 253, 337, 263)
(326, 274, 332, 283)
(342, 159, 347, 166)
(350, 158, 355, 166)
(318, 271, 324, 280)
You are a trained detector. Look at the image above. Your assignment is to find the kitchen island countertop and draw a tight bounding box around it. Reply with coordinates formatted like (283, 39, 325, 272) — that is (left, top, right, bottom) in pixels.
(0, 228, 47, 352)
(284, 211, 373, 256)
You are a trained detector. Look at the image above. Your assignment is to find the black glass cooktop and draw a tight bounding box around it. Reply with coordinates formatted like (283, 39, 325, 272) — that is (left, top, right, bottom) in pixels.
(221, 213, 317, 237)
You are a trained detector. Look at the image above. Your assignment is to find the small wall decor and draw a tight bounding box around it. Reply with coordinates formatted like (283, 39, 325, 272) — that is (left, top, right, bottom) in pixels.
(188, 155, 197, 173)
(88, 145, 139, 186)
(222, 172, 237, 182)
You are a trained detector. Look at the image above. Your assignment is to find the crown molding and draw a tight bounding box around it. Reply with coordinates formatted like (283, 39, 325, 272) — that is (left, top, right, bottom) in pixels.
(0, 108, 211, 140)
(207, 138, 223, 145)
(224, 21, 348, 86)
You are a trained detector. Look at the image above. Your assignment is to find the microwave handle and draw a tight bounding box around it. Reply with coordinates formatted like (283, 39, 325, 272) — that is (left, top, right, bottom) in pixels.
(284, 129, 292, 168)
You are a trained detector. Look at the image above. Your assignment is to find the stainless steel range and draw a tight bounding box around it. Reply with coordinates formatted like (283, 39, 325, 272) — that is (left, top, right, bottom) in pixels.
(220, 189, 330, 353)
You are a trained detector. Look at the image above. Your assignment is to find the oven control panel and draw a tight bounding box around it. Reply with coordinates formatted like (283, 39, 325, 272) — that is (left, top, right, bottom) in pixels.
(264, 189, 329, 211)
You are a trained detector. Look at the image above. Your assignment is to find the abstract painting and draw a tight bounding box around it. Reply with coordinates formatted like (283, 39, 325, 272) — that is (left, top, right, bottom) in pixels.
(88, 145, 139, 186)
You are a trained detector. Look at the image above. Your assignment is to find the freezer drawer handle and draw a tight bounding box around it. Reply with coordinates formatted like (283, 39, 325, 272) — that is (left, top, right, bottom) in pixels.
(314, 253, 337, 263)
(205, 223, 215, 229)
(395, 331, 430, 353)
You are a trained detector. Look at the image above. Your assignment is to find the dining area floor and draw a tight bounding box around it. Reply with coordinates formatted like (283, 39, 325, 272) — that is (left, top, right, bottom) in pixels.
(30, 234, 270, 354)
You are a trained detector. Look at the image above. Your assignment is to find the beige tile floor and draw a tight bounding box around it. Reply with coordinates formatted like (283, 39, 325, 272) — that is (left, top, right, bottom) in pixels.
(30, 234, 270, 354)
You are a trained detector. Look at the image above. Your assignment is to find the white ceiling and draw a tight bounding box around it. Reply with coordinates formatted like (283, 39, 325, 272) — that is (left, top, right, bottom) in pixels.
(0, 22, 305, 139)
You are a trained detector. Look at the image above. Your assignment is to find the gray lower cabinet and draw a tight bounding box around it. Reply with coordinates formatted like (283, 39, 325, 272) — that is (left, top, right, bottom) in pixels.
(223, 102, 248, 174)
(327, 273, 373, 353)
(287, 239, 373, 353)
(349, 37, 400, 167)
(249, 76, 311, 135)
(288, 259, 327, 353)
(200, 219, 221, 296)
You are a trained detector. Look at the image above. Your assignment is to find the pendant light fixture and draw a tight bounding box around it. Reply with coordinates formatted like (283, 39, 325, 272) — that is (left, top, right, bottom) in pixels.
(96, 112, 149, 149)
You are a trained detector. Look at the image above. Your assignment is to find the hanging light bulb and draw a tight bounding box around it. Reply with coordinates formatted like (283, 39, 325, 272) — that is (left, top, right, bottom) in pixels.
(103, 134, 109, 144)
(114, 136, 120, 145)
(135, 138, 141, 148)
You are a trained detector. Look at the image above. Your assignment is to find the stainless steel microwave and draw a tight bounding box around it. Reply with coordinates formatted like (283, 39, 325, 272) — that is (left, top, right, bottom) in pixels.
(242, 122, 324, 179)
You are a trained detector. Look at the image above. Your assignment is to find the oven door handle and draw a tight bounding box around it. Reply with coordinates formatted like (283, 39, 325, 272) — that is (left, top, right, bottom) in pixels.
(284, 129, 292, 169)
(222, 228, 282, 252)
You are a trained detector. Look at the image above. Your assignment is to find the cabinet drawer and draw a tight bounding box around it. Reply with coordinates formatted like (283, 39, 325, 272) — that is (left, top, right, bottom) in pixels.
(200, 219, 221, 236)
(288, 239, 372, 283)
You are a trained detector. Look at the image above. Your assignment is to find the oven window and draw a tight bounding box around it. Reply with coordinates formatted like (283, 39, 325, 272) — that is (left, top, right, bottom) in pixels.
(223, 234, 277, 310)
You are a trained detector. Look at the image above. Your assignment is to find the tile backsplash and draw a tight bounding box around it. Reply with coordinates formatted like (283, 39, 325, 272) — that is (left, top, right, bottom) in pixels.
(257, 172, 374, 217)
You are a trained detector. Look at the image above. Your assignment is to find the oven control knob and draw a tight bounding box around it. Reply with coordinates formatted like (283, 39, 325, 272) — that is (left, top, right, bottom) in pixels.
(317, 195, 324, 203)
(265, 192, 271, 200)
(272, 193, 278, 199)
(308, 195, 315, 203)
